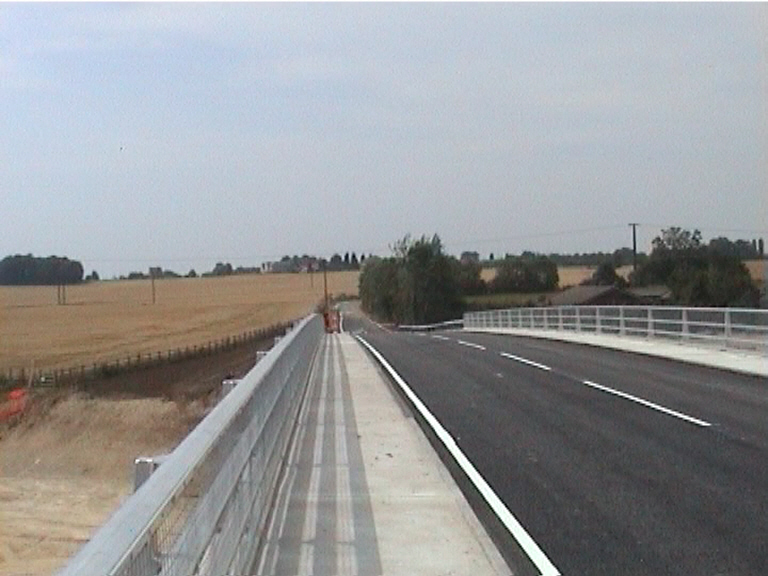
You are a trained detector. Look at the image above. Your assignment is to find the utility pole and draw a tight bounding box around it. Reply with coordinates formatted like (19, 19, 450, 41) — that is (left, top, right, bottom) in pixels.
(323, 260, 329, 312)
(629, 223, 639, 272)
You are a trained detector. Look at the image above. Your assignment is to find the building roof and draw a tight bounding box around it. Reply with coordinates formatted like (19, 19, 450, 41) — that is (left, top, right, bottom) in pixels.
(627, 285, 672, 301)
(548, 285, 636, 307)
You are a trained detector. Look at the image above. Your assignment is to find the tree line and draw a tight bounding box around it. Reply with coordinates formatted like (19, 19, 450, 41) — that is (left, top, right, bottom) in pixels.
(359, 235, 563, 324)
(628, 227, 760, 307)
(360, 229, 763, 324)
(0, 255, 84, 285)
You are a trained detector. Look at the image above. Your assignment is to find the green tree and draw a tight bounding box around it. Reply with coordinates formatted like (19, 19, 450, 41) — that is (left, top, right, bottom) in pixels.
(584, 262, 627, 287)
(358, 234, 463, 324)
(490, 255, 558, 293)
(631, 227, 758, 307)
(453, 258, 486, 296)
(0, 254, 84, 285)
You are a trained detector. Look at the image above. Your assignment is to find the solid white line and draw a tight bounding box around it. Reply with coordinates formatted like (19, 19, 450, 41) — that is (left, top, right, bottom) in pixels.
(457, 340, 486, 351)
(431, 335, 451, 341)
(581, 380, 712, 428)
(500, 352, 552, 372)
(356, 336, 560, 576)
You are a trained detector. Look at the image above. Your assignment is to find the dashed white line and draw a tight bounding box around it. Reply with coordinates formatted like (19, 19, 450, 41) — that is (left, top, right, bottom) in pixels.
(356, 336, 561, 576)
(431, 334, 451, 341)
(581, 379, 712, 427)
(500, 352, 552, 372)
(457, 340, 486, 351)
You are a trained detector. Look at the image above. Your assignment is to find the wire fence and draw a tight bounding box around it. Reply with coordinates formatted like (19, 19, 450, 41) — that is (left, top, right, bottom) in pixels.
(0, 323, 291, 392)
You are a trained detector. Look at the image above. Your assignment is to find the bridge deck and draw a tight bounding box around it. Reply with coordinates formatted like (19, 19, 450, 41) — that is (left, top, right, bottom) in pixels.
(254, 333, 508, 575)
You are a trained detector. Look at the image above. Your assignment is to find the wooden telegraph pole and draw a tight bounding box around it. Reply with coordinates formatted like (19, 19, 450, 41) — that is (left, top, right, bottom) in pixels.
(629, 223, 639, 272)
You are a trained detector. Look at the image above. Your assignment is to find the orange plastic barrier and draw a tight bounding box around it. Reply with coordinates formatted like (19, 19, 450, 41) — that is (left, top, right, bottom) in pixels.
(323, 310, 341, 334)
(0, 388, 28, 421)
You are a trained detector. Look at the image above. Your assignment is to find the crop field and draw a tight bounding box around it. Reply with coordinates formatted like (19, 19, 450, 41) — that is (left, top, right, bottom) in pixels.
(484, 261, 764, 288)
(0, 271, 359, 374)
(481, 264, 634, 287)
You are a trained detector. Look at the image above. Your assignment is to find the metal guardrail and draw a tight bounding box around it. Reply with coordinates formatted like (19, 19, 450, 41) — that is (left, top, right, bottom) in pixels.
(398, 319, 464, 332)
(464, 306, 768, 354)
(57, 314, 323, 576)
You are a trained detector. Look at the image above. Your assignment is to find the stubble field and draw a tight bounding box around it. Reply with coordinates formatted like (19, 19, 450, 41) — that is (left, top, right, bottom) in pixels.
(0, 271, 359, 375)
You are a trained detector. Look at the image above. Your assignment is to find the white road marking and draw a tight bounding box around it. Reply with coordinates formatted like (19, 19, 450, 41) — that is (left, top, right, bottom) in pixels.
(500, 352, 552, 372)
(581, 379, 712, 428)
(457, 340, 486, 351)
(357, 336, 561, 576)
(373, 321, 391, 333)
(431, 334, 451, 341)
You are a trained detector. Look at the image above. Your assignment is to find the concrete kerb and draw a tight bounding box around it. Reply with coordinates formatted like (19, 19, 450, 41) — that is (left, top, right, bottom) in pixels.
(464, 328, 768, 379)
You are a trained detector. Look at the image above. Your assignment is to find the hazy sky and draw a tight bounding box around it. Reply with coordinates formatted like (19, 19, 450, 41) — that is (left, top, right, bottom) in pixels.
(2, 3, 766, 277)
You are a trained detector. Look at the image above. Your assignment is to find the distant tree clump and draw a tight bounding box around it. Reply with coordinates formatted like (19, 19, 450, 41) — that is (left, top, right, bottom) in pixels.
(582, 261, 627, 288)
(359, 234, 464, 324)
(206, 262, 234, 277)
(630, 227, 759, 307)
(0, 254, 84, 285)
(453, 257, 486, 296)
(489, 254, 559, 294)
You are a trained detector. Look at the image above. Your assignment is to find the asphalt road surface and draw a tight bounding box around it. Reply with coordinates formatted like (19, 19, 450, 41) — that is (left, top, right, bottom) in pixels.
(343, 311, 768, 575)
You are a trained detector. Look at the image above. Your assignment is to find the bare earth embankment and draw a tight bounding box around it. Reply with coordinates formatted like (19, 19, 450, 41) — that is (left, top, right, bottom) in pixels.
(0, 272, 358, 575)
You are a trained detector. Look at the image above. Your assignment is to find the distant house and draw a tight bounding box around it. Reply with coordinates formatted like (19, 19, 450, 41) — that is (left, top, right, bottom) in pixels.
(460, 251, 480, 265)
(627, 285, 672, 305)
(547, 285, 640, 307)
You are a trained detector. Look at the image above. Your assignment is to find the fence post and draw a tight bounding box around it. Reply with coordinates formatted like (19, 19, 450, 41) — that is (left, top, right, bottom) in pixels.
(575, 307, 581, 333)
(595, 308, 601, 334)
(647, 308, 654, 338)
(724, 309, 732, 349)
(619, 307, 625, 336)
(682, 308, 689, 342)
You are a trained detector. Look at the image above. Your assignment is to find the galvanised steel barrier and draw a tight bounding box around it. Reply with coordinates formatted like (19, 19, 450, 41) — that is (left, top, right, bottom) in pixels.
(57, 314, 323, 576)
(464, 306, 768, 353)
(398, 319, 464, 332)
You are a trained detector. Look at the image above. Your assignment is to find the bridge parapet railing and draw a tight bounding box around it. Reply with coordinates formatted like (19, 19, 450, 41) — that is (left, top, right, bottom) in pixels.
(57, 314, 323, 576)
(464, 306, 768, 354)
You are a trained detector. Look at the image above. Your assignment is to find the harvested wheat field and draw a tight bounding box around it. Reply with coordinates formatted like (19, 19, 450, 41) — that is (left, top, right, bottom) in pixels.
(745, 259, 765, 286)
(0, 271, 359, 374)
(481, 265, 634, 288)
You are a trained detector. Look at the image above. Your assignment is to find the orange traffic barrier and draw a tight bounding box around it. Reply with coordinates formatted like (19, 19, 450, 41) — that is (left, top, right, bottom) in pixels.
(0, 388, 28, 421)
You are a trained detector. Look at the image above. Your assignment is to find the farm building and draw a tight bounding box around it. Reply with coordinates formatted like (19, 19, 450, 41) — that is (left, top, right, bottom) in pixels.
(547, 285, 639, 307)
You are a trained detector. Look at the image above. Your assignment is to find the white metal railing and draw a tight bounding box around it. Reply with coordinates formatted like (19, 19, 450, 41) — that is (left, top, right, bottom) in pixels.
(57, 314, 323, 576)
(464, 306, 768, 354)
(398, 319, 464, 332)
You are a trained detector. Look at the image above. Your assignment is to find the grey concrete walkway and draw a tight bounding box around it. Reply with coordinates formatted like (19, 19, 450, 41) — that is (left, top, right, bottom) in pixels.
(466, 328, 767, 378)
(255, 333, 509, 575)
